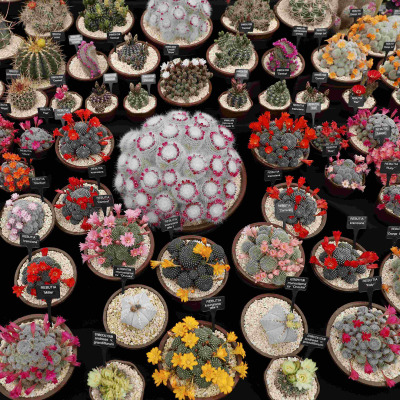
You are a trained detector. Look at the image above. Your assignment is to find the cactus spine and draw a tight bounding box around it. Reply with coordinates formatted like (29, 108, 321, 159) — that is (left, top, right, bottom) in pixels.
(226, 78, 248, 109)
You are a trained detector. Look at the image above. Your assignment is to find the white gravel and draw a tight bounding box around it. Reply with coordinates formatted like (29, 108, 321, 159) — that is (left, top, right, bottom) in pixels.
(68, 53, 108, 80)
(259, 89, 291, 110)
(7, 90, 47, 119)
(381, 256, 400, 311)
(160, 82, 210, 105)
(124, 95, 156, 113)
(295, 91, 329, 111)
(219, 92, 251, 112)
(51, 92, 82, 113)
(0, 35, 23, 60)
(24, 12, 73, 37)
(343, 90, 376, 109)
(221, 15, 278, 35)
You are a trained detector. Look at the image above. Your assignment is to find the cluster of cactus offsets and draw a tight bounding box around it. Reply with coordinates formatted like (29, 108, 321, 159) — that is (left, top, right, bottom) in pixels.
(310, 231, 378, 283)
(213, 31, 253, 69)
(81, 204, 149, 269)
(317, 33, 371, 79)
(77, 41, 102, 79)
(289, 0, 328, 25)
(56, 177, 99, 227)
(127, 83, 149, 110)
(19, 0, 69, 34)
(225, 0, 275, 31)
(80, 0, 129, 33)
(313, 121, 348, 151)
(301, 82, 329, 104)
(0, 316, 80, 398)
(347, 108, 400, 149)
(226, 78, 248, 109)
(378, 185, 400, 216)
(17, 117, 54, 152)
(348, 15, 400, 54)
(334, 1, 376, 32)
(53, 109, 112, 162)
(5, 194, 45, 241)
(114, 110, 243, 227)
(389, 251, 400, 295)
(380, 49, 400, 85)
(266, 38, 300, 76)
(265, 80, 290, 107)
(117, 34, 149, 70)
(239, 225, 304, 285)
(0, 115, 16, 155)
(144, 0, 212, 44)
(160, 58, 212, 102)
(54, 85, 77, 110)
(13, 37, 64, 82)
(248, 112, 316, 168)
(0, 153, 32, 192)
(147, 317, 247, 397)
(0, 14, 11, 49)
(7, 77, 37, 111)
(88, 82, 112, 113)
(352, 69, 381, 100)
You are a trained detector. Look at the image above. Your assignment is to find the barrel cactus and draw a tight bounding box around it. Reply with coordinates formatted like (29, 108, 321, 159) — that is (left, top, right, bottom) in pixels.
(226, 78, 249, 109)
(7, 77, 36, 111)
(127, 83, 149, 110)
(117, 33, 149, 70)
(326, 156, 368, 191)
(289, 0, 329, 26)
(18, 117, 54, 153)
(266, 38, 300, 77)
(265, 80, 290, 107)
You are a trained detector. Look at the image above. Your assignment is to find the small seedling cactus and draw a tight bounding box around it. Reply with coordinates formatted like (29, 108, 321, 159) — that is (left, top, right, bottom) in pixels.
(17, 117, 54, 153)
(226, 78, 248, 109)
(7, 77, 37, 111)
(289, 0, 329, 26)
(127, 83, 149, 110)
(313, 121, 348, 151)
(54, 85, 77, 110)
(87, 82, 112, 113)
(0, 14, 12, 49)
(0, 153, 32, 192)
(0, 115, 16, 155)
(266, 38, 300, 76)
(117, 33, 149, 70)
(77, 41, 101, 79)
(378, 185, 400, 216)
(301, 81, 329, 104)
(265, 80, 290, 107)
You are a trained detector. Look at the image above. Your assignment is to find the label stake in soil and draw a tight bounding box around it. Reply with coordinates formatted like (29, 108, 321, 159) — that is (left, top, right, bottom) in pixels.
(161, 215, 181, 240)
(387, 226, 400, 249)
(289, 103, 306, 118)
(38, 107, 54, 124)
(51, 32, 65, 42)
(220, 118, 236, 131)
(37, 284, 60, 326)
(264, 169, 282, 186)
(234, 69, 249, 83)
(20, 233, 40, 261)
(29, 176, 50, 201)
(93, 331, 116, 366)
(163, 44, 179, 61)
(285, 276, 308, 311)
(301, 333, 328, 358)
(5, 69, 21, 84)
(382, 41, 396, 63)
(346, 216, 367, 248)
(88, 165, 106, 190)
(348, 93, 365, 114)
(380, 161, 400, 187)
(103, 73, 118, 93)
(141, 74, 156, 94)
(306, 102, 321, 127)
(94, 194, 114, 217)
(0, 103, 11, 115)
(113, 265, 135, 294)
(276, 202, 294, 231)
(349, 8, 363, 24)
(54, 108, 71, 126)
(314, 28, 328, 51)
(68, 34, 83, 52)
(292, 26, 307, 48)
(311, 72, 328, 90)
(107, 32, 122, 51)
(201, 296, 225, 331)
(358, 276, 382, 309)
(18, 148, 35, 166)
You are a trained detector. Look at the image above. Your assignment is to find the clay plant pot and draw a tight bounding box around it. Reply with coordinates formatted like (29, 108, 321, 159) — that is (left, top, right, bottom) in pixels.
(66, 52, 109, 82)
(16, 130, 54, 161)
(14, 247, 77, 308)
(240, 293, 308, 358)
(379, 253, 400, 314)
(24, 11, 74, 38)
(157, 80, 212, 108)
(0, 193, 55, 247)
(103, 284, 169, 350)
(261, 182, 327, 239)
(51, 92, 83, 114)
(347, 128, 369, 156)
(88, 360, 145, 400)
(294, 91, 330, 117)
(218, 91, 253, 119)
(0, 81, 5, 99)
(375, 185, 400, 225)
(0, 34, 24, 61)
(258, 89, 291, 117)
(7, 90, 49, 121)
(123, 94, 157, 122)
(326, 301, 400, 387)
(324, 170, 366, 198)
(231, 222, 305, 290)
(85, 94, 119, 123)
(341, 90, 376, 113)
(140, 11, 213, 50)
(377, 59, 398, 90)
(157, 320, 243, 400)
(0, 314, 77, 400)
(262, 49, 305, 80)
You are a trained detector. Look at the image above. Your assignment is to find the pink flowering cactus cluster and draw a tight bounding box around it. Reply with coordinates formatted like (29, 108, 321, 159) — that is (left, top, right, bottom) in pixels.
(15, 116, 54, 152)
(0, 315, 80, 399)
(76, 41, 101, 79)
(54, 85, 69, 101)
(266, 38, 300, 77)
(0, 115, 16, 155)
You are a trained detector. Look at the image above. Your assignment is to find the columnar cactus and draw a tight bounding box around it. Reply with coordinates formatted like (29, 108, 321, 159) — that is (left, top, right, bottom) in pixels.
(117, 33, 149, 70)
(77, 41, 101, 80)
(87, 82, 112, 113)
(54, 85, 77, 110)
(0, 153, 32, 192)
(0, 115, 16, 155)
(17, 117, 54, 152)
(289, 0, 329, 25)
(313, 121, 348, 151)
(127, 83, 149, 110)
(144, 0, 212, 44)
(114, 110, 243, 227)
(378, 185, 400, 216)
(226, 78, 248, 109)
(7, 77, 36, 111)
(0, 14, 11, 49)
(265, 80, 290, 107)
(301, 81, 329, 104)
(266, 38, 300, 76)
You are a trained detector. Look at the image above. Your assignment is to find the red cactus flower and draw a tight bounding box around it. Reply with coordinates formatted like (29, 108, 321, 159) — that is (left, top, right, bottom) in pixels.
(352, 85, 366, 96)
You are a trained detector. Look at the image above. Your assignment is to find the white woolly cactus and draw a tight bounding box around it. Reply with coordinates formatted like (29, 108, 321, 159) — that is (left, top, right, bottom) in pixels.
(114, 110, 242, 227)
(144, 0, 212, 44)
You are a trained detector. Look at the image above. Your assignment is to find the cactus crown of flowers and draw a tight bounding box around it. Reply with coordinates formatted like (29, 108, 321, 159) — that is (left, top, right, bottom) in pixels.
(0, 152, 31, 192)
(318, 121, 349, 147)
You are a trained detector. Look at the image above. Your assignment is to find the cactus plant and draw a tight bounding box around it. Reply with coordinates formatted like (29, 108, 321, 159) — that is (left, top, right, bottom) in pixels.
(87, 82, 113, 113)
(378, 185, 400, 216)
(226, 78, 249, 109)
(127, 83, 149, 110)
(289, 0, 329, 26)
(17, 117, 54, 153)
(117, 33, 149, 70)
(300, 81, 329, 104)
(160, 58, 212, 102)
(144, 0, 212, 44)
(0, 14, 11, 49)
(389, 250, 400, 295)
(0, 153, 32, 192)
(313, 121, 348, 151)
(54, 85, 77, 110)
(76, 41, 102, 80)
(0, 115, 16, 155)
(265, 80, 290, 107)
(266, 38, 300, 77)
(349, 69, 381, 103)
(7, 77, 37, 111)
(380, 49, 400, 85)
(114, 110, 243, 227)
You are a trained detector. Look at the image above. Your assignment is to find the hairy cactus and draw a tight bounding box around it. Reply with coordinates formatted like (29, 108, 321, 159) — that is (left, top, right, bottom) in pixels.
(7, 77, 36, 111)
(266, 38, 300, 76)
(18, 118, 53, 152)
(380, 185, 400, 216)
(54, 85, 77, 110)
(0, 316, 80, 398)
(144, 0, 212, 44)
(313, 121, 347, 151)
(226, 78, 248, 109)
(0, 115, 16, 155)
(114, 111, 242, 227)
(265, 80, 290, 107)
(160, 58, 212, 102)
(117, 33, 149, 70)
(301, 81, 329, 104)
(127, 83, 149, 110)
(289, 0, 329, 26)
(0, 153, 32, 192)
(326, 156, 368, 191)
(13, 37, 64, 82)
(77, 41, 101, 79)
(0, 14, 11, 49)
(214, 31, 253, 69)
(225, 0, 275, 31)
(80, 0, 129, 33)
(381, 49, 400, 84)
(88, 82, 112, 113)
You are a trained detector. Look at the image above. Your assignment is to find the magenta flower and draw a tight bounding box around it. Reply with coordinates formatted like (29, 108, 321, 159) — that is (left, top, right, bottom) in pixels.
(113, 203, 122, 216)
(45, 369, 58, 384)
(364, 361, 373, 374)
(101, 236, 112, 247)
(125, 208, 141, 221)
(54, 316, 66, 328)
(389, 344, 400, 354)
(24, 384, 37, 396)
(9, 380, 22, 399)
(349, 363, 359, 381)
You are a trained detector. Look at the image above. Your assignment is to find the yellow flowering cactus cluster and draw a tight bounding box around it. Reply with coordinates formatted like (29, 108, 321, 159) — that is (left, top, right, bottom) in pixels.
(380, 50, 400, 86)
(317, 33, 372, 80)
(151, 238, 230, 302)
(147, 317, 248, 400)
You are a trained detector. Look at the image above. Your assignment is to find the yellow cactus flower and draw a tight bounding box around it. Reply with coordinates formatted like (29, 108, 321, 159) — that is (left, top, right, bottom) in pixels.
(347, 52, 356, 61)
(181, 353, 198, 370)
(232, 342, 246, 358)
(183, 316, 199, 330)
(212, 262, 230, 276)
(150, 260, 161, 268)
(172, 322, 188, 337)
(326, 57, 334, 65)
(176, 288, 194, 303)
(322, 52, 330, 60)
(201, 363, 217, 382)
(161, 259, 176, 268)
(182, 332, 199, 349)
(185, 387, 195, 400)
(379, 66, 386, 74)
(337, 40, 346, 49)
(152, 369, 170, 386)
(329, 72, 337, 79)
(36, 38, 46, 48)
(227, 331, 238, 342)
(389, 55, 396, 62)
(352, 69, 359, 76)
(173, 385, 187, 400)
(212, 367, 229, 385)
(367, 58, 373, 69)
(193, 242, 212, 260)
(147, 347, 162, 365)
(215, 345, 228, 361)
(394, 62, 400, 69)
(172, 352, 184, 368)
(235, 362, 248, 379)
(217, 374, 235, 394)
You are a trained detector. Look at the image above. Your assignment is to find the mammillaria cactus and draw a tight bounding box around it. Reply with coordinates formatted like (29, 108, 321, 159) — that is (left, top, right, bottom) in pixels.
(380, 49, 400, 86)
(266, 38, 300, 77)
(0, 153, 32, 192)
(87, 82, 112, 113)
(289, 0, 329, 26)
(54, 85, 77, 110)
(388, 249, 400, 295)
(147, 317, 247, 397)
(378, 185, 400, 216)
(77, 41, 101, 80)
(265, 81, 290, 107)
(159, 58, 212, 102)
(313, 121, 348, 151)
(301, 81, 329, 104)
(117, 33, 149, 70)
(17, 117, 54, 153)
(0, 315, 80, 398)
(226, 78, 248, 109)
(127, 83, 149, 110)
(0, 14, 11, 49)
(248, 112, 316, 168)
(7, 77, 37, 111)
(143, 0, 212, 44)
(114, 110, 243, 227)
(0, 115, 16, 155)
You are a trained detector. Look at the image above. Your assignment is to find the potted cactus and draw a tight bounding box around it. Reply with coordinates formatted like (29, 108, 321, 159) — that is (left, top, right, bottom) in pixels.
(379, 49, 400, 88)
(123, 82, 157, 122)
(218, 78, 253, 118)
(380, 248, 400, 313)
(0, 153, 34, 193)
(0, 115, 16, 157)
(312, 120, 348, 152)
(259, 80, 291, 116)
(51, 85, 83, 113)
(294, 81, 330, 113)
(0, 13, 24, 62)
(376, 184, 400, 224)
(86, 82, 118, 122)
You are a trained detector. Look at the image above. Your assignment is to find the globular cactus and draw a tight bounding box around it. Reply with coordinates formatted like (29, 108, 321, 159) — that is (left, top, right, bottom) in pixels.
(381, 49, 400, 85)
(214, 31, 253, 69)
(326, 156, 368, 191)
(0, 14, 11, 49)
(302, 81, 329, 104)
(380, 185, 400, 216)
(0, 153, 32, 192)
(391, 257, 400, 294)
(313, 121, 347, 151)
(289, 0, 329, 26)
(117, 33, 149, 70)
(18, 117, 54, 152)
(334, 2, 376, 32)
(114, 110, 243, 227)
(160, 58, 212, 102)
(144, 0, 212, 44)
(5, 194, 45, 241)
(54, 85, 77, 110)
(265, 80, 290, 107)
(226, 78, 248, 109)
(77, 41, 101, 79)
(7, 77, 37, 111)
(0, 115, 16, 155)
(266, 38, 300, 77)
(88, 82, 112, 113)
(127, 83, 149, 110)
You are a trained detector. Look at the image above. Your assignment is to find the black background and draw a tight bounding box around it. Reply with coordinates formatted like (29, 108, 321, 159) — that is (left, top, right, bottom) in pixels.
(1, 0, 400, 398)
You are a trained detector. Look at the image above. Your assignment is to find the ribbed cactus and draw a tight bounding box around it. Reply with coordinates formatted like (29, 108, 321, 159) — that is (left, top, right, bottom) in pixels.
(77, 41, 101, 79)
(226, 78, 248, 109)
(55, 85, 77, 110)
(0, 153, 32, 192)
(117, 33, 149, 70)
(214, 31, 253, 69)
(127, 83, 149, 110)
(265, 80, 290, 107)
(266, 38, 300, 76)
(114, 110, 242, 227)
(0, 14, 11, 49)
(7, 77, 36, 111)
(88, 82, 112, 113)
(289, 0, 328, 26)
(302, 81, 329, 104)
(144, 0, 212, 44)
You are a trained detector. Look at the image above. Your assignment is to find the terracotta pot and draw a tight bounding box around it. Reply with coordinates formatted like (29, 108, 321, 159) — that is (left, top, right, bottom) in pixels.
(231, 222, 305, 289)
(348, 129, 368, 156)
(375, 185, 400, 225)
(218, 91, 253, 119)
(51, 92, 83, 114)
(261, 49, 305, 80)
(241, 293, 308, 358)
(16, 128, 54, 160)
(123, 94, 157, 122)
(66, 52, 109, 82)
(341, 89, 376, 113)
(103, 284, 168, 350)
(85, 94, 119, 123)
(258, 89, 291, 117)
(379, 253, 400, 314)
(7, 90, 49, 121)
(377, 59, 398, 90)
(0, 81, 5, 99)
(24, 11, 74, 38)
(324, 169, 366, 198)
(390, 89, 400, 110)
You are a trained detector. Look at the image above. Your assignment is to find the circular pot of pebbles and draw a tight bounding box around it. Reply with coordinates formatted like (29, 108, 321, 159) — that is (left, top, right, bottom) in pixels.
(0, 34, 24, 62)
(324, 172, 365, 198)
(376, 185, 400, 225)
(140, 11, 213, 50)
(6, 90, 48, 121)
(14, 247, 77, 308)
(294, 90, 330, 115)
(377, 59, 398, 90)
(326, 302, 400, 387)
(16, 127, 54, 161)
(380, 253, 400, 313)
(51, 92, 83, 114)
(123, 94, 157, 122)
(241, 293, 307, 358)
(0, 193, 55, 247)
(0, 314, 78, 400)
(342, 90, 376, 113)
(251, 147, 310, 171)
(85, 94, 119, 123)
(390, 89, 400, 110)
(66, 52, 109, 82)
(88, 359, 145, 400)
(261, 182, 327, 239)
(155, 235, 229, 305)
(258, 89, 291, 117)
(348, 127, 369, 156)
(75, 10, 135, 41)
(103, 284, 168, 350)
(24, 11, 74, 38)
(232, 222, 305, 290)
(262, 49, 305, 80)
(218, 90, 253, 119)
(264, 356, 320, 400)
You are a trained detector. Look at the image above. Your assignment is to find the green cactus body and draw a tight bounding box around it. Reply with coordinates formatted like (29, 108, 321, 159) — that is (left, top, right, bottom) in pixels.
(127, 83, 149, 110)
(57, 93, 77, 110)
(265, 81, 290, 107)
(289, 0, 328, 26)
(214, 32, 253, 69)
(117, 33, 149, 70)
(226, 78, 248, 109)
(0, 16, 11, 49)
(301, 81, 329, 104)
(8, 77, 37, 111)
